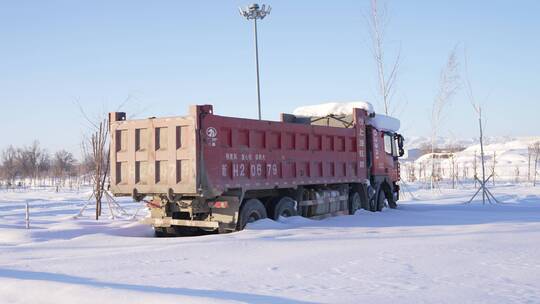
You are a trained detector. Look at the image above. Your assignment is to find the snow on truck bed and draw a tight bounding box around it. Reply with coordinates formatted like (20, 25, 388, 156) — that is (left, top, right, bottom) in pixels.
(367, 114, 400, 132)
(293, 101, 375, 116)
(293, 101, 400, 132)
(1, 185, 540, 303)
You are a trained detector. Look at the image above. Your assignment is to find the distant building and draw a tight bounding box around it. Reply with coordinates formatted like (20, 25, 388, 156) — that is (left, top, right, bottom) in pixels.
(402, 148, 422, 161)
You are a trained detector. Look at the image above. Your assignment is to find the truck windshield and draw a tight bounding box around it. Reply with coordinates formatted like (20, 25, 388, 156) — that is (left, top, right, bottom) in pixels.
(384, 132, 400, 157)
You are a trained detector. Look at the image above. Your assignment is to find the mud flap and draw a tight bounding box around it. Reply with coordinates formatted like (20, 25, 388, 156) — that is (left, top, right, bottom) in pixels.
(210, 196, 241, 233)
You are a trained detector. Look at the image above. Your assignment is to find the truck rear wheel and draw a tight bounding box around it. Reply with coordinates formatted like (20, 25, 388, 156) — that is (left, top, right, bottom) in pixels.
(154, 227, 169, 237)
(238, 198, 267, 230)
(365, 185, 376, 211)
(270, 196, 297, 220)
(348, 191, 361, 215)
(154, 226, 205, 237)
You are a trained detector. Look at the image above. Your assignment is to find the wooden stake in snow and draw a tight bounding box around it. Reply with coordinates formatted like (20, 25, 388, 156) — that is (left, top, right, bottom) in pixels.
(528, 145, 533, 182)
(491, 151, 497, 186)
(25, 201, 29, 229)
(473, 150, 477, 188)
(478, 109, 489, 203)
(534, 142, 540, 187)
(75, 189, 129, 220)
(450, 152, 456, 189)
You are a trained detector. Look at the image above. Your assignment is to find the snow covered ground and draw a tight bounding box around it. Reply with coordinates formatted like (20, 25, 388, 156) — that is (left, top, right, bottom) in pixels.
(1, 185, 540, 303)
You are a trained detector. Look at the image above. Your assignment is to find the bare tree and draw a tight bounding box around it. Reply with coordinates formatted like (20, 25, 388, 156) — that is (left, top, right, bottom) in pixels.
(15, 150, 27, 183)
(450, 152, 457, 189)
(37, 152, 51, 187)
(8, 141, 43, 186)
(53, 150, 76, 191)
(0, 143, 82, 190)
(533, 142, 540, 187)
(430, 47, 460, 190)
(26, 141, 43, 186)
(77, 153, 95, 186)
(447, 138, 460, 189)
(81, 119, 109, 220)
(76, 96, 136, 219)
(366, 0, 401, 115)
(1, 146, 18, 185)
(407, 162, 416, 182)
(529, 143, 536, 183)
(455, 161, 460, 186)
(464, 50, 499, 204)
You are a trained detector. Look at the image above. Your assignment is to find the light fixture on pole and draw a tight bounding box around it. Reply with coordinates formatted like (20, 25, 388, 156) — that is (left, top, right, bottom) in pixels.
(239, 3, 271, 120)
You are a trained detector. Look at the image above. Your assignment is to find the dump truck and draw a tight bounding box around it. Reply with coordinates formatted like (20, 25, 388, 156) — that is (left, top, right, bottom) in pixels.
(109, 104, 404, 236)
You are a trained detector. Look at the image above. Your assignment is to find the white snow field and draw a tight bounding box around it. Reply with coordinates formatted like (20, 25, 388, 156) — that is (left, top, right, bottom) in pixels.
(403, 136, 540, 182)
(1, 185, 540, 304)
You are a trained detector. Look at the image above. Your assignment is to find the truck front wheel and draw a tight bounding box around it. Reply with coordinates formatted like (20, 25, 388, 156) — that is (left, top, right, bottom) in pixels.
(238, 199, 267, 230)
(375, 183, 397, 211)
(375, 187, 386, 211)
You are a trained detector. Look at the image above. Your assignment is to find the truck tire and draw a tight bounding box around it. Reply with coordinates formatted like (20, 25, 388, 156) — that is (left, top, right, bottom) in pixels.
(375, 183, 397, 211)
(365, 185, 377, 211)
(173, 226, 207, 236)
(238, 198, 267, 230)
(386, 186, 398, 209)
(271, 196, 297, 220)
(154, 226, 203, 237)
(154, 227, 169, 237)
(348, 191, 361, 215)
(375, 187, 386, 211)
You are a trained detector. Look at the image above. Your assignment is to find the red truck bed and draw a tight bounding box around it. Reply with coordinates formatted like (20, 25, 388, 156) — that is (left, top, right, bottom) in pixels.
(110, 105, 369, 197)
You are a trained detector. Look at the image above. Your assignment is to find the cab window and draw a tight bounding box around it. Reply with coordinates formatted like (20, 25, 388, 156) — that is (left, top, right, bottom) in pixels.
(384, 133, 393, 155)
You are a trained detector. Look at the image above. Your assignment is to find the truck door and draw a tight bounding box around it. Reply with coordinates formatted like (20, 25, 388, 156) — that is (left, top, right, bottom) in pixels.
(383, 132, 398, 180)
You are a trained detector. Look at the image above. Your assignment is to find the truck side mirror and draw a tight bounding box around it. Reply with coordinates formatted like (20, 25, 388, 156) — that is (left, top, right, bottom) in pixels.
(395, 134, 405, 157)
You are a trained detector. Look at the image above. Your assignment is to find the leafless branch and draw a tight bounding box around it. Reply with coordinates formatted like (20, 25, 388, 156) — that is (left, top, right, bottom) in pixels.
(366, 0, 401, 115)
(430, 45, 461, 189)
(74, 98, 100, 130)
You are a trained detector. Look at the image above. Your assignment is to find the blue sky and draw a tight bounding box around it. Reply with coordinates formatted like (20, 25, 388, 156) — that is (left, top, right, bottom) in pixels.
(0, 0, 539, 156)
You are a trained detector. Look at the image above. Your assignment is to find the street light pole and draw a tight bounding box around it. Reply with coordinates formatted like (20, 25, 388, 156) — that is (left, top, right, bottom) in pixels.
(253, 18, 261, 120)
(239, 3, 271, 120)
